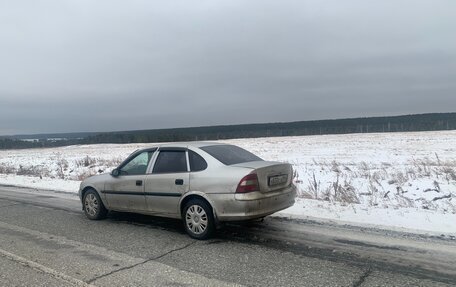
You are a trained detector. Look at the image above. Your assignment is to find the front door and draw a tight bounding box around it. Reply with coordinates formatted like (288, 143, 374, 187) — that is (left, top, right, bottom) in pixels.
(104, 150, 155, 211)
(144, 149, 189, 217)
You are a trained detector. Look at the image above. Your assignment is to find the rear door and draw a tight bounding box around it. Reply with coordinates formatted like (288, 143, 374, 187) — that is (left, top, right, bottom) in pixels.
(104, 150, 155, 211)
(144, 148, 190, 216)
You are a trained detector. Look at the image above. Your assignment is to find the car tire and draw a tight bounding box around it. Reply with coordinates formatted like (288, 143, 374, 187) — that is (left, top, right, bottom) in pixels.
(183, 199, 215, 240)
(83, 189, 108, 220)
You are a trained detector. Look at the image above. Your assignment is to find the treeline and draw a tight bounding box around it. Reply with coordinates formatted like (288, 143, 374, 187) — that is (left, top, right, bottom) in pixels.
(1, 113, 455, 149)
(0, 138, 82, 149)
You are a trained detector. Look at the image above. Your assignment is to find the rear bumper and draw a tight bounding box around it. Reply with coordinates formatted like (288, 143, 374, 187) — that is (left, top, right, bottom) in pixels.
(208, 185, 297, 221)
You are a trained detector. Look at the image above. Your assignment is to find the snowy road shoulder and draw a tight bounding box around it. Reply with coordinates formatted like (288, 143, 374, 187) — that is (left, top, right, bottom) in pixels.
(0, 174, 80, 193)
(275, 198, 456, 237)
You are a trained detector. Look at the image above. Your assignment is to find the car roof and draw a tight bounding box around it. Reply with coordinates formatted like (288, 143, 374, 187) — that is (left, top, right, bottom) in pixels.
(140, 141, 228, 150)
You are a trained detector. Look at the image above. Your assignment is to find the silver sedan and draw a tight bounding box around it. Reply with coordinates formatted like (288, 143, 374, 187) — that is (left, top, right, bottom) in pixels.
(79, 142, 297, 239)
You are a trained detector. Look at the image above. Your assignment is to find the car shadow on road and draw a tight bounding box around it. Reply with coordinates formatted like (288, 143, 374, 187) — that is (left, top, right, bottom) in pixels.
(105, 210, 269, 240)
(106, 211, 187, 235)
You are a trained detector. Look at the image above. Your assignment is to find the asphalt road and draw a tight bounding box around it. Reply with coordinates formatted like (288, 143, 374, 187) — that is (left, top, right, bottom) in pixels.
(0, 185, 455, 287)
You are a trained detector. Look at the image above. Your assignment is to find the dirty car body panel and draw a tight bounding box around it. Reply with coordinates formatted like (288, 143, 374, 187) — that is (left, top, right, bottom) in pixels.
(79, 142, 297, 224)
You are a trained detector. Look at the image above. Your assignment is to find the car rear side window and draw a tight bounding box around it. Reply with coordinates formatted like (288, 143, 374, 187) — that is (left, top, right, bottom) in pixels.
(200, 145, 263, 165)
(188, 150, 207, 172)
(153, 150, 187, 173)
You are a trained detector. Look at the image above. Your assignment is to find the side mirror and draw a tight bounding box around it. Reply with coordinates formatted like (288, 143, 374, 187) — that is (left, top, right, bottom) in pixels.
(111, 168, 120, 177)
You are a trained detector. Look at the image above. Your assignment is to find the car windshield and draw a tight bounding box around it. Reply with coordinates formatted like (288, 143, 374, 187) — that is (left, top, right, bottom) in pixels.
(200, 144, 263, 165)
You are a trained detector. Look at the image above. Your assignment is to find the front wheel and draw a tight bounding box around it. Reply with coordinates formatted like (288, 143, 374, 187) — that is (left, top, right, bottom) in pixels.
(83, 189, 108, 220)
(183, 199, 215, 240)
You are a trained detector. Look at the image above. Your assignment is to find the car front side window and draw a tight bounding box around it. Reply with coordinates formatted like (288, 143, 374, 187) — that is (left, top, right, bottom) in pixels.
(119, 151, 153, 176)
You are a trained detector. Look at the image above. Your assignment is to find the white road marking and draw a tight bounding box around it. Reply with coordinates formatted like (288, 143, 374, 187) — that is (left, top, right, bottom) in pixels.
(0, 220, 241, 286)
(0, 247, 97, 287)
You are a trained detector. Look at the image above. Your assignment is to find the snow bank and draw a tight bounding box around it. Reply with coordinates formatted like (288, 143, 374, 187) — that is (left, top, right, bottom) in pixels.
(276, 198, 456, 236)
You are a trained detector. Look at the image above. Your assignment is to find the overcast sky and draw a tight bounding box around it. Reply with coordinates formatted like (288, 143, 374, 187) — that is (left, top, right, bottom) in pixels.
(1, 0, 455, 135)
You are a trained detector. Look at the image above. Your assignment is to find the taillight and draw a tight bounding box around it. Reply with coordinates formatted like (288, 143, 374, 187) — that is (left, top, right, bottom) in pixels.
(236, 173, 259, 193)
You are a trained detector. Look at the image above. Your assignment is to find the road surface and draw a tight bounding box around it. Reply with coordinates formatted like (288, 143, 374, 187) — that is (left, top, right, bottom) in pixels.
(0, 185, 455, 286)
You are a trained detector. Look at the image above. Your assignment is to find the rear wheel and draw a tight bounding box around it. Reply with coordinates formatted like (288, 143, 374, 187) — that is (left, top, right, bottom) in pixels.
(83, 189, 107, 220)
(183, 199, 215, 240)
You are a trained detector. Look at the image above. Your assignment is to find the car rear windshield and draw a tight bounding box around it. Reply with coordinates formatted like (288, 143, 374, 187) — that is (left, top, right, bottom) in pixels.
(200, 145, 263, 165)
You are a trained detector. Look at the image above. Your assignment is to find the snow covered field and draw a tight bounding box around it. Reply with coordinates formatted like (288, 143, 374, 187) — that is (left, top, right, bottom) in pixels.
(1, 131, 455, 235)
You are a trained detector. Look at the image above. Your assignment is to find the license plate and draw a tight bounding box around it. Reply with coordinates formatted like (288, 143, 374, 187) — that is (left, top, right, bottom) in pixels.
(268, 174, 288, 186)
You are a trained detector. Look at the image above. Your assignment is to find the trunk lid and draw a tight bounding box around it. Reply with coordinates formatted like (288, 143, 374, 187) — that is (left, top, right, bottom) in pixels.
(231, 161, 293, 192)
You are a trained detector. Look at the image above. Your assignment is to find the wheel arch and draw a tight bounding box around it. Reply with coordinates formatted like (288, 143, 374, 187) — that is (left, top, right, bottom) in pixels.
(179, 192, 218, 224)
(80, 185, 107, 207)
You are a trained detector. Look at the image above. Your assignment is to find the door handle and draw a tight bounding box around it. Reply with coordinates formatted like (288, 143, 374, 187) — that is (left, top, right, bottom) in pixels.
(175, 179, 184, 185)
(136, 180, 143, 186)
